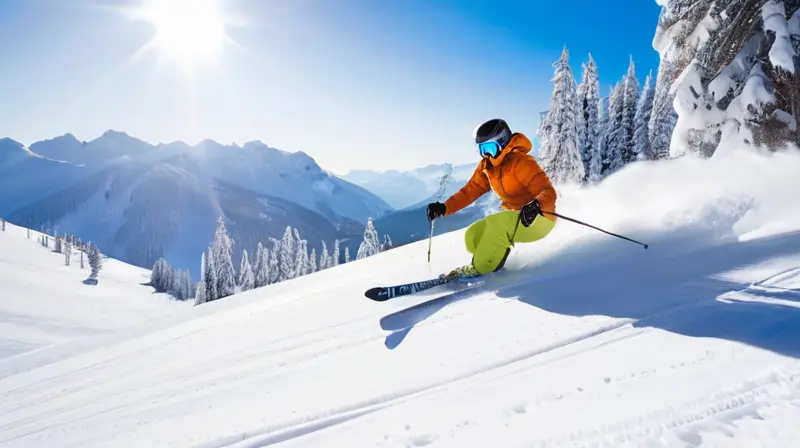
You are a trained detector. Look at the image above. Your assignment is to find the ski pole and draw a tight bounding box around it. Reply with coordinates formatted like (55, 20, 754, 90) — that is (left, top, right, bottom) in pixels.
(427, 219, 435, 263)
(541, 211, 648, 249)
(428, 175, 447, 264)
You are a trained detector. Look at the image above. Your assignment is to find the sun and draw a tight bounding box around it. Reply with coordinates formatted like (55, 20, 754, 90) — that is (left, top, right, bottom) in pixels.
(126, 0, 236, 72)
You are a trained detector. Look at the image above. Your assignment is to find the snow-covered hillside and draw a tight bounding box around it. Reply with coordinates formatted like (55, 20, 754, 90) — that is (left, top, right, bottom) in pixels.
(1, 148, 800, 447)
(0, 221, 189, 361)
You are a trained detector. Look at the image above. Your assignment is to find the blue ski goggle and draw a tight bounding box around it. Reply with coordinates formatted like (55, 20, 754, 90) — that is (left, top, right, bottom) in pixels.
(478, 139, 505, 158)
(478, 141, 500, 158)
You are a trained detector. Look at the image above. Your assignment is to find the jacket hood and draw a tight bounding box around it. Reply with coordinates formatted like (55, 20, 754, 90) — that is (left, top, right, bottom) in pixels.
(485, 132, 532, 167)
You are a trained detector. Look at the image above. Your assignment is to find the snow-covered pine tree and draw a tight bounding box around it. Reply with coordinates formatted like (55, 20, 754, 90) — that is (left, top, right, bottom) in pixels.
(185, 270, 193, 299)
(357, 218, 381, 259)
(203, 247, 218, 301)
(64, 239, 72, 266)
(195, 252, 208, 305)
(633, 71, 656, 160)
(1, 218, 5, 231)
(575, 53, 601, 182)
(293, 236, 309, 278)
(648, 59, 679, 160)
(238, 249, 254, 291)
(279, 226, 295, 282)
(652, 0, 800, 156)
(195, 279, 206, 305)
(332, 240, 340, 266)
(54, 236, 62, 254)
(254, 242, 269, 288)
(319, 241, 330, 270)
(538, 46, 585, 185)
(587, 142, 603, 183)
(151, 258, 163, 291)
(170, 268, 182, 299)
(87, 242, 102, 279)
(381, 234, 393, 251)
(620, 57, 641, 164)
(345, 246, 350, 263)
(211, 217, 236, 299)
(268, 237, 280, 284)
(600, 82, 625, 175)
(253, 242, 264, 284)
(309, 247, 318, 273)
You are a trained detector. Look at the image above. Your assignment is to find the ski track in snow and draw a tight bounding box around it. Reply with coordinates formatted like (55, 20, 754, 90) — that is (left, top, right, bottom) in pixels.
(199, 316, 638, 448)
(223, 293, 794, 448)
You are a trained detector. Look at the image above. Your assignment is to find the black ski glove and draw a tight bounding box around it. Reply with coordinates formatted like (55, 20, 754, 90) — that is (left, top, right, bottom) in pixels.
(520, 199, 542, 227)
(427, 202, 446, 221)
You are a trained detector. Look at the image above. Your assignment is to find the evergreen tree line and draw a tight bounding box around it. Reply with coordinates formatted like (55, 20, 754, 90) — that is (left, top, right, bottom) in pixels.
(3, 218, 103, 277)
(4, 221, 104, 279)
(186, 216, 391, 305)
(51, 232, 102, 278)
(149, 258, 194, 300)
(537, 47, 676, 185)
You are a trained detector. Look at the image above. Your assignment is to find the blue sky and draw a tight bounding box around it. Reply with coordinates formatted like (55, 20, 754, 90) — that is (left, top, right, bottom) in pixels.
(0, 0, 663, 173)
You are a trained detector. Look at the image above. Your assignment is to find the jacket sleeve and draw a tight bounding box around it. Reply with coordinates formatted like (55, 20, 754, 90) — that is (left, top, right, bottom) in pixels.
(512, 155, 557, 214)
(443, 164, 490, 216)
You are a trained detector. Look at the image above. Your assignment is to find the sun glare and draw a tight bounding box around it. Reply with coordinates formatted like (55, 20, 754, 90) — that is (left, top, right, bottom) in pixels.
(128, 0, 234, 71)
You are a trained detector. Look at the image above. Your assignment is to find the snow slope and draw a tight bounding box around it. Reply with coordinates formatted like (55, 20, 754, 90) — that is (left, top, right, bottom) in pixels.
(0, 221, 189, 360)
(1, 147, 800, 447)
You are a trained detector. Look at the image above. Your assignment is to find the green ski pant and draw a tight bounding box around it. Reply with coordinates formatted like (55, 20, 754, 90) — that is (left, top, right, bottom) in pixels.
(464, 210, 556, 274)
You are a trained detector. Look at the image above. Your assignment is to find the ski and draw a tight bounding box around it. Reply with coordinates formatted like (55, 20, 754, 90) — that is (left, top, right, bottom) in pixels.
(365, 273, 483, 301)
(365, 277, 449, 301)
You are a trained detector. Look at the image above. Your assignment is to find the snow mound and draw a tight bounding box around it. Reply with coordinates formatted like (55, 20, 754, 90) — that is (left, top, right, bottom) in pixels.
(1, 148, 799, 447)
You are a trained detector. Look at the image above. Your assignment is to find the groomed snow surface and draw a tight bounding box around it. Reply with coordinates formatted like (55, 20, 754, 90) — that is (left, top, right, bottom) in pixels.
(2, 147, 800, 447)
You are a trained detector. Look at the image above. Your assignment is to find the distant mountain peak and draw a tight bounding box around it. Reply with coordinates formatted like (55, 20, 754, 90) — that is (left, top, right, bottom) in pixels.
(196, 138, 239, 150)
(0, 137, 24, 148)
(52, 133, 80, 143)
(242, 140, 268, 150)
(101, 129, 132, 140)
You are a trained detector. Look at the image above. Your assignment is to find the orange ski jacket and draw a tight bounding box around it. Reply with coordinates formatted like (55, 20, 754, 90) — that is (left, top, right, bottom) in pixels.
(443, 132, 557, 219)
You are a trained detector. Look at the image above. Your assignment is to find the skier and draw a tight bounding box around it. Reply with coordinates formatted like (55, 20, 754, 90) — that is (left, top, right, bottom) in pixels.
(426, 118, 557, 280)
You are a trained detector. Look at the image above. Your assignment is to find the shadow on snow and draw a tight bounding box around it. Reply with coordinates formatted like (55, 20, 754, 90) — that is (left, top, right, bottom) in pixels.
(379, 228, 800, 358)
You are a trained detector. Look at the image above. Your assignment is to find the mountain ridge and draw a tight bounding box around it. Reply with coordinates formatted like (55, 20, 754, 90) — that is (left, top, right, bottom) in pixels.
(0, 130, 395, 279)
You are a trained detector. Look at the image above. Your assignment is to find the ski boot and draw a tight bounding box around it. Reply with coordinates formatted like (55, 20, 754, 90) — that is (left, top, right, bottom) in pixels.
(440, 264, 481, 282)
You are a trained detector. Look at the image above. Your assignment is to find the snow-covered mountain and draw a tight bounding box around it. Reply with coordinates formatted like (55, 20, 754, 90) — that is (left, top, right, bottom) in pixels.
(0, 220, 188, 360)
(0, 138, 86, 213)
(341, 162, 478, 210)
(0, 132, 394, 278)
(1, 147, 799, 446)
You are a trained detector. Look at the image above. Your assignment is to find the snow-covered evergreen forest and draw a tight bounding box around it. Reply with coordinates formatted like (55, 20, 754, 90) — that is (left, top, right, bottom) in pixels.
(150, 216, 393, 305)
(539, 0, 800, 183)
(537, 47, 669, 185)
